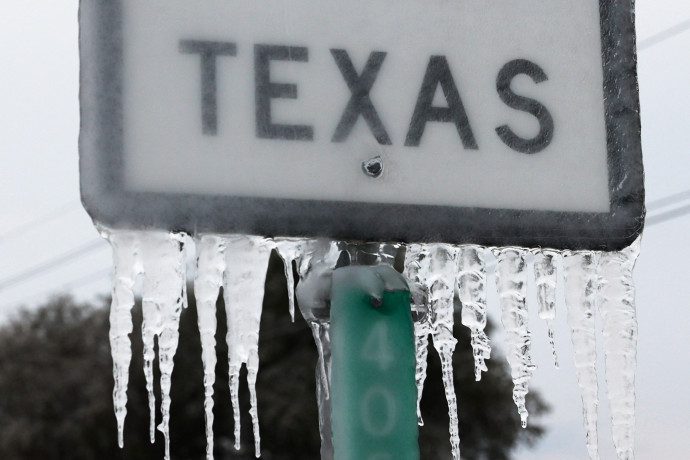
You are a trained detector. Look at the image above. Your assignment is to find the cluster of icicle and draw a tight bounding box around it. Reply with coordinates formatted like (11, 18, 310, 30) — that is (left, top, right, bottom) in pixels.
(401, 241, 640, 460)
(404, 244, 534, 460)
(107, 231, 271, 460)
(104, 228, 640, 460)
(108, 231, 187, 460)
(560, 242, 640, 460)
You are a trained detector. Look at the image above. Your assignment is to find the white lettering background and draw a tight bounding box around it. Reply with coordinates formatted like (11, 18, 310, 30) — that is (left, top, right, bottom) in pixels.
(122, 0, 610, 212)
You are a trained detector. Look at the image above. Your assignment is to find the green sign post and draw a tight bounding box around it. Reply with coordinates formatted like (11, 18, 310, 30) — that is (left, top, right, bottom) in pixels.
(330, 266, 419, 460)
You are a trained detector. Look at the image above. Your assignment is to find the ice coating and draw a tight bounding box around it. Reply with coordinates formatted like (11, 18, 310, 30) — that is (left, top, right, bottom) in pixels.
(107, 232, 143, 448)
(533, 249, 560, 369)
(222, 235, 274, 457)
(406, 244, 462, 460)
(100, 230, 642, 460)
(139, 232, 188, 460)
(339, 241, 400, 267)
(493, 248, 536, 428)
(456, 245, 491, 381)
(295, 240, 341, 396)
(194, 236, 226, 460)
(295, 240, 341, 460)
(564, 251, 601, 460)
(598, 238, 640, 460)
(331, 263, 408, 299)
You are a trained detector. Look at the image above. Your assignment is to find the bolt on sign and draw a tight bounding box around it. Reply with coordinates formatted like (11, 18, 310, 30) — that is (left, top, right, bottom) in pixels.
(79, 0, 644, 250)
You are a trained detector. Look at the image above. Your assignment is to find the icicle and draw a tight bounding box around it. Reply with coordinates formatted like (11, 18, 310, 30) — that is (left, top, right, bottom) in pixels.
(493, 247, 535, 428)
(413, 332, 430, 426)
(456, 245, 491, 381)
(194, 236, 226, 460)
(533, 249, 560, 368)
(563, 251, 600, 460)
(274, 238, 308, 322)
(598, 238, 640, 460)
(106, 231, 142, 448)
(404, 243, 462, 458)
(222, 235, 273, 457)
(138, 232, 188, 460)
(429, 245, 461, 460)
(295, 239, 342, 460)
(311, 321, 332, 401)
(310, 320, 333, 460)
(403, 243, 431, 426)
(140, 240, 164, 444)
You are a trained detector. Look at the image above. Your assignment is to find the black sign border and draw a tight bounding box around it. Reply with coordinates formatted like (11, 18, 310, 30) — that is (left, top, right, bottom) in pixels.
(79, 0, 644, 251)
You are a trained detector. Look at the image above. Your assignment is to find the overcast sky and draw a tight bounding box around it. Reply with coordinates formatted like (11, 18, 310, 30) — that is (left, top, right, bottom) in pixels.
(1, 1, 690, 459)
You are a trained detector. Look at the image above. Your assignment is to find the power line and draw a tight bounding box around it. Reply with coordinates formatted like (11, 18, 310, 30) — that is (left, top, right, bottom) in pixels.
(0, 201, 81, 245)
(4, 267, 112, 310)
(638, 19, 690, 51)
(646, 189, 690, 212)
(646, 203, 690, 227)
(0, 238, 107, 292)
(55, 267, 111, 292)
(61, 267, 111, 290)
(644, 188, 690, 226)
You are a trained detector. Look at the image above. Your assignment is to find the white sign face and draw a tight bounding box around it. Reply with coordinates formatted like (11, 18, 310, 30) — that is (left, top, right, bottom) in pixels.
(79, 0, 644, 250)
(121, 0, 608, 211)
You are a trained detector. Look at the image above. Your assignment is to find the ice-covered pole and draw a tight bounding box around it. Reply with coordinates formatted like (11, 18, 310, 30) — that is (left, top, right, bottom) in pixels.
(330, 265, 419, 460)
(295, 239, 342, 460)
(295, 241, 406, 460)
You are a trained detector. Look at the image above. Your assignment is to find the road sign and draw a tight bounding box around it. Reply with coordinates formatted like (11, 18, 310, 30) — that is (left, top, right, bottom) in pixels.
(80, 0, 644, 250)
(330, 266, 418, 460)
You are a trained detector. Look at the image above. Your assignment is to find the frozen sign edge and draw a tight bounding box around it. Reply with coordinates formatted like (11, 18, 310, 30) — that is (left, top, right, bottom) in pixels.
(78, 0, 644, 251)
